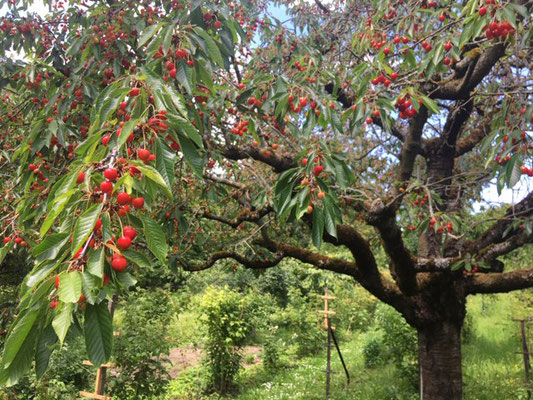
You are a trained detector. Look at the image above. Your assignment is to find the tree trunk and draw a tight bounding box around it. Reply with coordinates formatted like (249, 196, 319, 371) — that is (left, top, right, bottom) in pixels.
(418, 320, 463, 400)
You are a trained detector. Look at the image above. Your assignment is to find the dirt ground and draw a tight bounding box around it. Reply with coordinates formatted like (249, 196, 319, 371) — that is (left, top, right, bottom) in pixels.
(167, 346, 262, 378)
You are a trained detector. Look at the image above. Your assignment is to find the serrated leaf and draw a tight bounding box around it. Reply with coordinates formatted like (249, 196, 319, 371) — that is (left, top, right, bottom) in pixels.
(33, 232, 69, 262)
(322, 196, 338, 238)
(86, 247, 104, 278)
(57, 271, 82, 303)
(35, 324, 57, 379)
(142, 215, 168, 265)
(122, 249, 152, 269)
(194, 27, 224, 67)
(71, 203, 103, 257)
(137, 23, 161, 49)
(0, 241, 13, 265)
(420, 95, 440, 114)
(312, 209, 324, 249)
(131, 162, 173, 200)
(176, 62, 192, 95)
(0, 308, 40, 369)
(155, 137, 176, 187)
(167, 114, 203, 148)
(84, 302, 113, 367)
(52, 303, 74, 345)
(177, 132, 204, 176)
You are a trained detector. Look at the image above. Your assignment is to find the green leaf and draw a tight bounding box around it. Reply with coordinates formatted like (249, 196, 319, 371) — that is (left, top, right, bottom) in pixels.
(117, 117, 139, 149)
(142, 215, 168, 265)
(35, 324, 58, 379)
(194, 27, 225, 67)
(312, 209, 325, 249)
(506, 157, 522, 188)
(177, 132, 204, 176)
(86, 247, 104, 279)
(122, 249, 152, 269)
(0, 241, 13, 265)
(155, 137, 176, 187)
(0, 310, 41, 387)
(322, 196, 338, 238)
(420, 95, 440, 114)
(137, 23, 161, 48)
(33, 232, 69, 262)
(84, 302, 113, 367)
(71, 203, 103, 257)
(52, 303, 74, 345)
(133, 163, 173, 200)
(0, 308, 40, 369)
(176, 62, 192, 95)
(167, 114, 203, 148)
(57, 271, 82, 303)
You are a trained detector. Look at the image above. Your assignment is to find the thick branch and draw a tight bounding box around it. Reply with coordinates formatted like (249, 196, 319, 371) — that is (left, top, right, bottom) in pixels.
(466, 267, 533, 294)
(464, 191, 533, 254)
(179, 250, 284, 271)
(221, 145, 296, 173)
(430, 43, 506, 100)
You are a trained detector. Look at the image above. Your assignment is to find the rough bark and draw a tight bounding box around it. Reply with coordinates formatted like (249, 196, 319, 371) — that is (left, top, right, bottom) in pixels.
(418, 319, 463, 400)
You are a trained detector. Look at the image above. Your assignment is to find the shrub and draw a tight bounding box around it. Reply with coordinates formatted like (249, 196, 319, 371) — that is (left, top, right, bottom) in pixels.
(375, 304, 418, 387)
(109, 288, 173, 400)
(199, 286, 254, 395)
(362, 337, 384, 368)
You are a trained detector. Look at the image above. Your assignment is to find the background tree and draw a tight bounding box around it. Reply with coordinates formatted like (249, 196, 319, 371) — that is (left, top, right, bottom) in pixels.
(0, 0, 532, 399)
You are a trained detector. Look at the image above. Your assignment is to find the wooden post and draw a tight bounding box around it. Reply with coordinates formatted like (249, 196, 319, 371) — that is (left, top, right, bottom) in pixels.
(521, 319, 532, 400)
(320, 288, 336, 399)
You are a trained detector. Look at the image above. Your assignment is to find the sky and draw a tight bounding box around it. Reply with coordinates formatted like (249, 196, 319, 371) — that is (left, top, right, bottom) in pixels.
(0, 0, 529, 208)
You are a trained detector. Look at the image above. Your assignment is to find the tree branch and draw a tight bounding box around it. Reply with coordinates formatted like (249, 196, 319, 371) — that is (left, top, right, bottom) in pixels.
(465, 267, 533, 294)
(179, 250, 285, 271)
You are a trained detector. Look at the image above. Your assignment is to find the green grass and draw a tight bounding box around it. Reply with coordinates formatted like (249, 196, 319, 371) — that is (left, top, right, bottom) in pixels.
(165, 291, 533, 400)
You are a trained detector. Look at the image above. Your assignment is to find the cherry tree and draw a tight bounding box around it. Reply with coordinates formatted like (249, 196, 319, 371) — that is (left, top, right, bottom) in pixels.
(0, 0, 532, 399)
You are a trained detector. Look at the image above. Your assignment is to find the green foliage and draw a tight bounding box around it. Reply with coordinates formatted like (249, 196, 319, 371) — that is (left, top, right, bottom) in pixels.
(109, 288, 173, 400)
(362, 337, 384, 368)
(199, 286, 254, 394)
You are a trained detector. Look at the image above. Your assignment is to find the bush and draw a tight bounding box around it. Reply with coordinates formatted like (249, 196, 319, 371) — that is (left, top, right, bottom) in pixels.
(109, 288, 174, 400)
(273, 290, 323, 358)
(363, 337, 384, 368)
(374, 304, 418, 387)
(199, 286, 254, 395)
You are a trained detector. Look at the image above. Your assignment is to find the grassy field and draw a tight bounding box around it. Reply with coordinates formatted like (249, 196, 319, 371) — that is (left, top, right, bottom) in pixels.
(165, 291, 533, 400)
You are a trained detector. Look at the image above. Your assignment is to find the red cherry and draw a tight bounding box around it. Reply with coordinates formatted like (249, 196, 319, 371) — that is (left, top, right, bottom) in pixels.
(100, 180, 113, 194)
(443, 57, 451, 65)
(111, 255, 127, 271)
(104, 168, 118, 181)
(169, 69, 177, 78)
(479, 6, 487, 16)
(390, 72, 398, 80)
(137, 149, 150, 161)
(94, 218, 102, 231)
(131, 197, 145, 209)
(129, 88, 140, 96)
(444, 42, 452, 51)
(117, 236, 132, 250)
(50, 300, 58, 309)
(299, 97, 308, 107)
(102, 135, 110, 146)
(3, 237, 11, 244)
(55, 275, 60, 289)
(383, 47, 390, 55)
(117, 192, 131, 205)
(123, 226, 137, 239)
(313, 165, 324, 177)
(76, 172, 86, 184)
(214, 20, 222, 29)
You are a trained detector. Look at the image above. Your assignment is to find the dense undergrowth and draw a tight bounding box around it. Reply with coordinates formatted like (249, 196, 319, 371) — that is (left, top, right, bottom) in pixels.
(1, 257, 533, 400)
